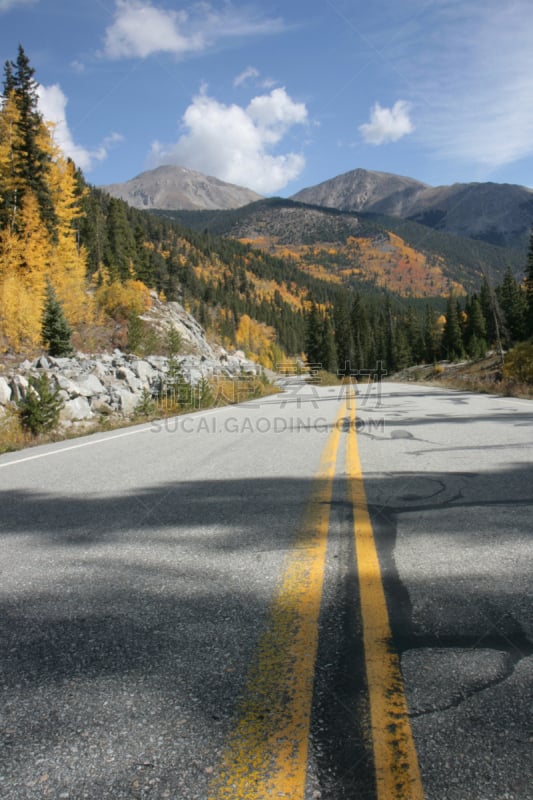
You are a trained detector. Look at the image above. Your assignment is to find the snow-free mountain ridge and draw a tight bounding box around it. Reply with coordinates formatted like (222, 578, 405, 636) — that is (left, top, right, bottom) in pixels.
(292, 168, 533, 250)
(101, 165, 262, 211)
(102, 164, 533, 251)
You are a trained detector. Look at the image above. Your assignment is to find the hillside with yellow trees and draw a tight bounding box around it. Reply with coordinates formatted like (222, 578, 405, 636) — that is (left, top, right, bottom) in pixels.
(156, 198, 524, 298)
(0, 47, 93, 351)
(1, 47, 531, 377)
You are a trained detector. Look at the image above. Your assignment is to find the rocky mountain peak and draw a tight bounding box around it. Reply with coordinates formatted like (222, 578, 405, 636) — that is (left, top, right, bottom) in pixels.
(101, 165, 262, 211)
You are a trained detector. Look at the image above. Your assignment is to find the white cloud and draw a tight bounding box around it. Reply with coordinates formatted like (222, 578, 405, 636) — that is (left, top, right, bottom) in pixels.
(388, 0, 533, 169)
(103, 0, 201, 59)
(234, 66, 277, 90)
(0, 0, 36, 12)
(102, 0, 283, 60)
(37, 84, 123, 172)
(234, 66, 259, 87)
(359, 100, 414, 145)
(148, 86, 308, 194)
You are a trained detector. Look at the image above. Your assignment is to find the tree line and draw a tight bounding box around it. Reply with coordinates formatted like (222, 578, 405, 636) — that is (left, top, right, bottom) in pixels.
(305, 262, 533, 374)
(1, 46, 532, 373)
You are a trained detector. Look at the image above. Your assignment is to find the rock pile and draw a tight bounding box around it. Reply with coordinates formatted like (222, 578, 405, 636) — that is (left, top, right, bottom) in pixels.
(0, 297, 261, 429)
(0, 349, 259, 427)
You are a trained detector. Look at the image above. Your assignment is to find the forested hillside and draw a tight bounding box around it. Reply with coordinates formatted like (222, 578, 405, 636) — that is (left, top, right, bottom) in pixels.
(1, 47, 532, 375)
(152, 199, 525, 294)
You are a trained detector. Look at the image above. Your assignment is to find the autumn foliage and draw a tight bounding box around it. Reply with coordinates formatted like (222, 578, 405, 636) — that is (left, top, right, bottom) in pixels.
(0, 47, 93, 352)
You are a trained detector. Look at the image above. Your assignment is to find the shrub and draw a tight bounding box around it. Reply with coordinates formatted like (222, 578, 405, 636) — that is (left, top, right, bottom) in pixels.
(134, 388, 157, 419)
(503, 342, 533, 384)
(95, 279, 152, 320)
(18, 374, 63, 435)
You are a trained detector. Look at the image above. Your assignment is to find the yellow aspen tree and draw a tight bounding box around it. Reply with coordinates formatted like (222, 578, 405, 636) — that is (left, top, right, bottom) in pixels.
(47, 143, 93, 325)
(0, 92, 23, 232)
(0, 191, 49, 349)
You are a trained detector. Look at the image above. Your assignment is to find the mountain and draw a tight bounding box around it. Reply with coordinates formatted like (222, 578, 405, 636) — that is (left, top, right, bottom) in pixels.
(291, 168, 533, 250)
(152, 198, 525, 297)
(101, 165, 262, 211)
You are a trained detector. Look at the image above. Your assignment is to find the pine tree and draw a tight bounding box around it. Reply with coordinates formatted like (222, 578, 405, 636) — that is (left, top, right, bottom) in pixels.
(421, 304, 439, 363)
(18, 374, 63, 435)
(3, 45, 56, 234)
(442, 294, 465, 361)
(334, 295, 353, 375)
(479, 279, 497, 344)
(464, 296, 487, 358)
(41, 281, 74, 356)
(319, 312, 337, 373)
(497, 267, 527, 343)
(105, 197, 137, 280)
(525, 227, 533, 338)
(304, 302, 323, 366)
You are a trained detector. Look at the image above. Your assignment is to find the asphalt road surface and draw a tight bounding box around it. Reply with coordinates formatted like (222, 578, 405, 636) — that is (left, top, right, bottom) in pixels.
(0, 381, 531, 800)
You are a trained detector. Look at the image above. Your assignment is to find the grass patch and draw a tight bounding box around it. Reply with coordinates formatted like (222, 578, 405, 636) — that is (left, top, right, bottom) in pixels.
(395, 353, 533, 399)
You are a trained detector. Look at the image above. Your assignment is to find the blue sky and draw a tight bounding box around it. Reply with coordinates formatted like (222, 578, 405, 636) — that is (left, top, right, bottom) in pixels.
(1, 0, 533, 195)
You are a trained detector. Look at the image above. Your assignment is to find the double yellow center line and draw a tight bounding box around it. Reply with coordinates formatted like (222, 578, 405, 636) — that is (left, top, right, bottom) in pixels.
(209, 392, 424, 799)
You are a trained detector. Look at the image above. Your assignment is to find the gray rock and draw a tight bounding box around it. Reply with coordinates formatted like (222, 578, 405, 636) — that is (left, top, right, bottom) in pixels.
(55, 373, 104, 398)
(146, 356, 167, 371)
(55, 374, 82, 395)
(90, 397, 114, 415)
(91, 362, 110, 380)
(11, 375, 29, 401)
(61, 397, 94, 421)
(113, 388, 139, 414)
(34, 355, 50, 369)
(0, 376, 12, 405)
(115, 366, 142, 392)
(75, 373, 105, 397)
(131, 359, 155, 383)
(185, 368, 204, 386)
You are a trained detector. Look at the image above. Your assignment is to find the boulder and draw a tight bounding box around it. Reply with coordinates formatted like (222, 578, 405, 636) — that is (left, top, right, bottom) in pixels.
(90, 397, 114, 415)
(113, 388, 139, 415)
(131, 359, 155, 383)
(0, 376, 12, 405)
(75, 373, 106, 397)
(11, 375, 29, 402)
(33, 355, 50, 370)
(56, 373, 105, 398)
(61, 397, 94, 421)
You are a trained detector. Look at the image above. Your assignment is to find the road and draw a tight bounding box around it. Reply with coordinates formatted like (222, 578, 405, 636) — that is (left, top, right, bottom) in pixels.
(0, 381, 531, 799)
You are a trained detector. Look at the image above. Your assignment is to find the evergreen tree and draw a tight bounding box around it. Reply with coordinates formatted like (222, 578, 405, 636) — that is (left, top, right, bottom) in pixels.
(497, 267, 527, 343)
(421, 304, 439, 363)
(41, 281, 74, 356)
(18, 374, 63, 435)
(334, 295, 353, 375)
(105, 197, 137, 280)
(464, 296, 487, 358)
(3, 45, 56, 234)
(442, 294, 465, 361)
(479, 279, 497, 344)
(351, 293, 369, 369)
(304, 302, 323, 365)
(525, 227, 533, 337)
(318, 312, 337, 373)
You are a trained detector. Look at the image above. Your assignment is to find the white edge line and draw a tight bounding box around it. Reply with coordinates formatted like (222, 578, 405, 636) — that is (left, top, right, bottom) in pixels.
(0, 425, 153, 469)
(0, 407, 226, 470)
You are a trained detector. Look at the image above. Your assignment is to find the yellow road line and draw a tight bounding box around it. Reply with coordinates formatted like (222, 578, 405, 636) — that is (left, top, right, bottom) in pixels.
(346, 396, 425, 799)
(208, 400, 348, 800)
